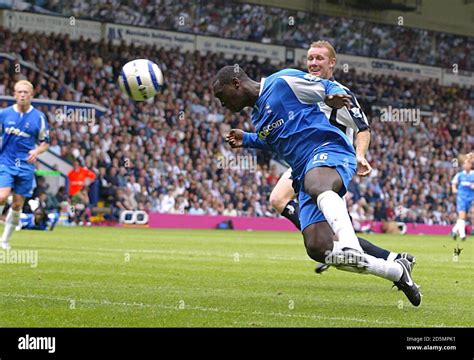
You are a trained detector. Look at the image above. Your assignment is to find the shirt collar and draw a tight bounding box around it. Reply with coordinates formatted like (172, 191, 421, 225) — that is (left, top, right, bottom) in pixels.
(259, 77, 266, 96)
(253, 78, 266, 113)
(13, 104, 33, 113)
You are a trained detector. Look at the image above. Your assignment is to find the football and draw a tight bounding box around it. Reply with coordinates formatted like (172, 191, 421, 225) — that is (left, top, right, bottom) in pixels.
(118, 59, 164, 101)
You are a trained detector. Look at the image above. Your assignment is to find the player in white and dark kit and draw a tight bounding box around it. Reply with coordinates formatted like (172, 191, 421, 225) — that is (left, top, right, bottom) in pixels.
(451, 154, 474, 241)
(0, 80, 50, 249)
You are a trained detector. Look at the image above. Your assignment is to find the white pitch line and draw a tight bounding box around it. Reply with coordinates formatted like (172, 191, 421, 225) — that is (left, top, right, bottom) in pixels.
(30, 245, 311, 262)
(0, 292, 452, 327)
(28, 244, 474, 264)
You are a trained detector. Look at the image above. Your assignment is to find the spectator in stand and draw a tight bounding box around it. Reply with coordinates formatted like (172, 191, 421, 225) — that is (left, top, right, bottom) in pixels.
(112, 188, 128, 219)
(31, 176, 50, 199)
(49, 138, 61, 156)
(123, 187, 138, 211)
(97, 167, 114, 203)
(189, 201, 205, 215)
(161, 188, 175, 213)
(70, 186, 91, 226)
(36, 191, 60, 213)
(116, 167, 128, 188)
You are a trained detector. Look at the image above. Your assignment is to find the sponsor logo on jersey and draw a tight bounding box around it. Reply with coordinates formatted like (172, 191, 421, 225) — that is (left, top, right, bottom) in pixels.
(4, 127, 31, 138)
(258, 118, 284, 140)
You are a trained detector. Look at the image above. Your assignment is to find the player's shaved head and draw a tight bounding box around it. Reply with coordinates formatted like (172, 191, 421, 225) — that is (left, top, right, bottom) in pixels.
(213, 65, 259, 112)
(214, 65, 249, 87)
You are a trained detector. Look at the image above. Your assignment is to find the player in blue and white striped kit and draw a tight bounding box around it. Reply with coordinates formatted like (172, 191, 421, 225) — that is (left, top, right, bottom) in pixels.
(213, 66, 421, 306)
(451, 155, 474, 241)
(0, 80, 50, 249)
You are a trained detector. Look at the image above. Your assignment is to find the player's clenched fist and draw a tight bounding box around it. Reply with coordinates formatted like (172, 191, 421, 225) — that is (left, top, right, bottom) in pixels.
(324, 94, 353, 109)
(356, 156, 372, 177)
(225, 129, 244, 148)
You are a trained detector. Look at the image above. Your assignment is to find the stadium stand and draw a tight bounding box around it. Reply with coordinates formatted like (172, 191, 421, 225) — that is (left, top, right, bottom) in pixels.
(0, 3, 472, 226)
(12, 0, 474, 71)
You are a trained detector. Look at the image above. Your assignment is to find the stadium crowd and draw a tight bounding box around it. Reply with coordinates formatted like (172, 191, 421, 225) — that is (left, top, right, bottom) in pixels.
(12, 0, 474, 71)
(0, 25, 472, 226)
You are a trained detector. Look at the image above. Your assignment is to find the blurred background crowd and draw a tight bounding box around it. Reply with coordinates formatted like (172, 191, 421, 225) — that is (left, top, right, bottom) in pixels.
(19, 0, 473, 70)
(0, 0, 472, 226)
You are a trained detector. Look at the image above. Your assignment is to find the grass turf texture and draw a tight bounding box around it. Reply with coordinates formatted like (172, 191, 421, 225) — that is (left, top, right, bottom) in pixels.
(0, 227, 472, 327)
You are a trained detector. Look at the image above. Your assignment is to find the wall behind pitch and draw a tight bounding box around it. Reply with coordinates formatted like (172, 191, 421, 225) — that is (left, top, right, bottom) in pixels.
(1, 10, 102, 41)
(105, 23, 195, 52)
(195, 35, 286, 65)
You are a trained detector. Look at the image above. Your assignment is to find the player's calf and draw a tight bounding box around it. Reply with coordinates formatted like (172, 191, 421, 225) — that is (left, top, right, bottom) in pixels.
(1, 207, 21, 249)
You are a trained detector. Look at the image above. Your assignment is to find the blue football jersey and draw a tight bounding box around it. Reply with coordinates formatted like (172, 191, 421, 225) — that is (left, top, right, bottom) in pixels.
(248, 68, 353, 179)
(452, 170, 474, 200)
(0, 105, 49, 171)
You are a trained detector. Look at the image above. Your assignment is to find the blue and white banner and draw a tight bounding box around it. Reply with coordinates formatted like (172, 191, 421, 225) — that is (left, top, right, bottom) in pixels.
(106, 23, 195, 51)
(196, 35, 285, 64)
(442, 68, 474, 87)
(2, 10, 102, 40)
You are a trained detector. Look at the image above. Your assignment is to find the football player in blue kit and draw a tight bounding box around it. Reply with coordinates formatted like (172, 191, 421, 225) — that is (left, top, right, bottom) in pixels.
(19, 208, 59, 231)
(213, 66, 421, 306)
(0, 80, 50, 249)
(451, 154, 474, 241)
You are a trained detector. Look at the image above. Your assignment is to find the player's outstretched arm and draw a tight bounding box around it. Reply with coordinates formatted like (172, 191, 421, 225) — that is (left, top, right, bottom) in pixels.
(355, 130, 372, 177)
(226, 129, 272, 151)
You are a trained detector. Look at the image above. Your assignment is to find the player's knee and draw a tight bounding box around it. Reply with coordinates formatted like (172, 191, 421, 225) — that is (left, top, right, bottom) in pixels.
(0, 195, 8, 204)
(305, 243, 327, 262)
(269, 191, 287, 213)
(303, 227, 333, 262)
(11, 201, 23, 211)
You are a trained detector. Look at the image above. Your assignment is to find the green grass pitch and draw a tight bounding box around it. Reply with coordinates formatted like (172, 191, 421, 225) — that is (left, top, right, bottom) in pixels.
(0, 226, 472, 327)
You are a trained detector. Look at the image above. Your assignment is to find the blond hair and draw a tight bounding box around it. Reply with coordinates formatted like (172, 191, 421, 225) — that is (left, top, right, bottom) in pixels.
(310, 40, 337, 60)
(14, 80, 34, 92)
(460, 152, 473, 164)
